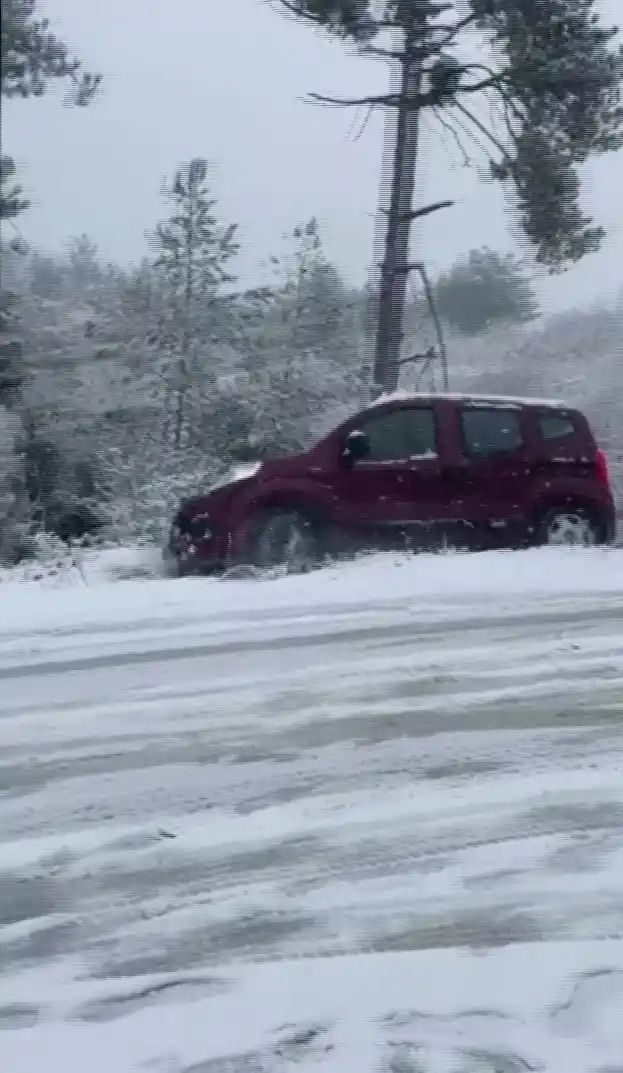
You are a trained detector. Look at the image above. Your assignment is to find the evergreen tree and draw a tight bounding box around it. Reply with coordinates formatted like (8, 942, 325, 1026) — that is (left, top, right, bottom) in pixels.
(151, 158, 239, 449)
(66, 234, 102, 295)
(277, 0, 623, 390)
(1, 0, 101, 419)
(1, 0, 101, 103)
(1, 0, 101, 252)
(224, 220, 368, 459)
(267, 217, 359, 364)
(0, 0, 101, 559)
(0, 156, 28, 410)
(0, 154, 29, 223)
(28, 250, 65, 301)
(434, 248, 539, 336)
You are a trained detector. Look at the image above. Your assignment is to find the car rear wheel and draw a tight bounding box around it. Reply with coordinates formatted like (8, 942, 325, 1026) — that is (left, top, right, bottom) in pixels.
(536, 506, 601, 548)
(243, 509, 319, 573)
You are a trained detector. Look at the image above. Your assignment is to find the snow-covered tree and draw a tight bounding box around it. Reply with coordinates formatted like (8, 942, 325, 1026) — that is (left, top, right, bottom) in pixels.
(269, 217, 360, 364)
(211, 219, 370, 460)
(434, 248, 540, 336)
(65, 234, 103, 297)
(150, 158, 239, 448)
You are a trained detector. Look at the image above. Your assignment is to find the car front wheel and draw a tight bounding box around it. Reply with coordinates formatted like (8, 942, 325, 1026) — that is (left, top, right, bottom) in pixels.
(243, 508, 319, 573)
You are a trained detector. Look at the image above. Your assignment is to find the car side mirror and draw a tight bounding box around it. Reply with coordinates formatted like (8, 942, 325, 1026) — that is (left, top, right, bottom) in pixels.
(341, 429, 370, 466)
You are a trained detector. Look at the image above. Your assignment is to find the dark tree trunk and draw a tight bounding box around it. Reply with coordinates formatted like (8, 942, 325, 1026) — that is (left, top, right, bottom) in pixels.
(373, 36, 422, 394)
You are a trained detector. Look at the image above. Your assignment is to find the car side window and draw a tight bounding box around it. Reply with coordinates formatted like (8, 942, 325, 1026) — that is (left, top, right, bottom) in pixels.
(538, 413, 576, 441)
(461, 407, 523, 458)
(359, 407, 437, 462)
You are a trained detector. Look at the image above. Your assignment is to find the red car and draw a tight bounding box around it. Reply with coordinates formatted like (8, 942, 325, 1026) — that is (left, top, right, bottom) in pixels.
(165, 392, 617, 575)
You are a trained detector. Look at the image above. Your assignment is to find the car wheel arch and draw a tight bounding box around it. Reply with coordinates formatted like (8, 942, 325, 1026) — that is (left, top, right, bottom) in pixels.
(245, 488, 332, 532)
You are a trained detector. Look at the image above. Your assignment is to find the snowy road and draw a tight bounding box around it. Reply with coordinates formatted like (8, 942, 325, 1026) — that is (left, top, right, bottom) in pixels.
(1, 547, 623, 1072)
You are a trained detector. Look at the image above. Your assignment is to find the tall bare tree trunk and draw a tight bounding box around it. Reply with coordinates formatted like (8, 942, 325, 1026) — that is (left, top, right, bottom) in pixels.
(174, 226, 195, 450)
(373, 34, 422, 394)
(173, 371, 185, 450)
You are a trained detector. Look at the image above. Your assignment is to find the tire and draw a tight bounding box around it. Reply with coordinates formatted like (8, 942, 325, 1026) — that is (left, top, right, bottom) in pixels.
(243, 508, 319, 573)
(535, 506, 602, 548)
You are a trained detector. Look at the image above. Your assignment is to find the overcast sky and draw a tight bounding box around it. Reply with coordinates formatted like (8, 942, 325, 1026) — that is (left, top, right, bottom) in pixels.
(4, 0, 623, 313)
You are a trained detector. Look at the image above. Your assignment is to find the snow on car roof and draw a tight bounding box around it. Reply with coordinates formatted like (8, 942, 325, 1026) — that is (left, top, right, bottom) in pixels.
(372, 390, 569, 410)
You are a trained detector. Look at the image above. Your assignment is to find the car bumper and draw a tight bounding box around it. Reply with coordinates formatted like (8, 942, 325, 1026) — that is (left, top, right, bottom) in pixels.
(163, 545, 223, 577)
(164, 523, 224, 576)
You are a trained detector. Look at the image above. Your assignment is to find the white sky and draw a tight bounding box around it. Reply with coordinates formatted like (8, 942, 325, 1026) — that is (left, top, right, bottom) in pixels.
(4, 0, 623, 313)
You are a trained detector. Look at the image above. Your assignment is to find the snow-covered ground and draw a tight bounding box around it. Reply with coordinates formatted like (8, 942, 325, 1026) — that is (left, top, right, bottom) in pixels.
(1, 547, 623, 1073)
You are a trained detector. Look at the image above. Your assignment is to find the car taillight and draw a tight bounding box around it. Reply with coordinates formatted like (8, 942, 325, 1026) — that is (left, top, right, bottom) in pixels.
(595, 448, 610, 486)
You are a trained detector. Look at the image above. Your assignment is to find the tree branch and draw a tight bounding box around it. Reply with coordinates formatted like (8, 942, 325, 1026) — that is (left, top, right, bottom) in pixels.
(398, 345, 435, 368)
(439, 12, 477, 48)
(308, 74, 513, 112)
(273, 0, 323, 24)
(391, 262, 449, 390)
(413, 263, 449, 392)
(458, 74, 506, 94)
(308, 91, 400, 109)
(444, 107, 491, 158)
(360, 45, 407, 61)
(432, 109, 472, 166)
(381, 199, 454, 222)
(351, 104, 375, 141)
(451, 100, 512, 163)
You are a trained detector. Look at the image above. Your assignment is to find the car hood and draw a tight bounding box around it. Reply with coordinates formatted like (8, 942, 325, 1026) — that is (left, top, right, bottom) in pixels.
(207, 461, 264, 494)
(209, 452, 312, 490)
(178, 453, 314, 516)
(177, 462, 263, 517)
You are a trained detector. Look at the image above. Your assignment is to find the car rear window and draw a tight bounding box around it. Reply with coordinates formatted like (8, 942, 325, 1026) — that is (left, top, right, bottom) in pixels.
(537, 412, 577, 441)
(461, 407, 523, 458)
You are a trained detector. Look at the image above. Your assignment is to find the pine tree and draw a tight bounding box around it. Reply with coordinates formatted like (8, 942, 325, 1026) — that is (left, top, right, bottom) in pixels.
(225, 220, 368, 459)
(434, 247, 539, 336)
(1, 0, 102, 459)
(268, 217, 359, 363)
(1, 0, 101, 103)
(277, 0, 623, 390)
(1, 0, 101, 559)
(2, 0, 101, 234)
(0, 156, 29, 410)
(151, 158, 239, 449)
(66, 234, 103, 295)
(0, 154, 29, 223)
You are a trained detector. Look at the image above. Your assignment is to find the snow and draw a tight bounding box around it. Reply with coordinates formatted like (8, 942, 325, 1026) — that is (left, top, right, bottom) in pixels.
(1, 546, 623, 1072)
(374, 390, 569, 409)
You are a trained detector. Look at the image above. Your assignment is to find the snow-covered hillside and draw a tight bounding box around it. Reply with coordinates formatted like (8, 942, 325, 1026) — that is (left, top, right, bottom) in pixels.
(1, 547, 623, 1071)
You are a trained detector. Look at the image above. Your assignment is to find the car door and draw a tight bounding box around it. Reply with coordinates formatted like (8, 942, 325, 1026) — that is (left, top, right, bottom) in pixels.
(452, 404, 534, 546)
(334, 403, 446, 548)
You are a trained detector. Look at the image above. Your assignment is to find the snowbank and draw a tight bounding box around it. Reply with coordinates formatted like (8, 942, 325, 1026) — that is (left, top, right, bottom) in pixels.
(1, 544, 622, 634)
(1, 943, 622, 1072)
